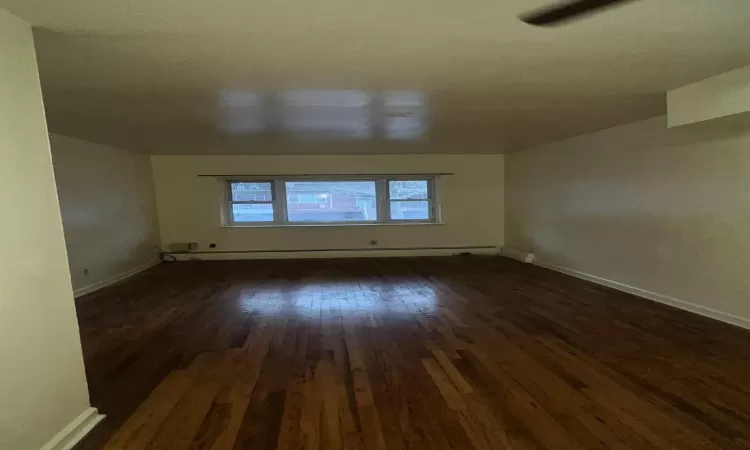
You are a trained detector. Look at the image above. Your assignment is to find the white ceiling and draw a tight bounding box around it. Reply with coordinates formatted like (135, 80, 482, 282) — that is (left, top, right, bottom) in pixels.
(3, 0, 750, 154)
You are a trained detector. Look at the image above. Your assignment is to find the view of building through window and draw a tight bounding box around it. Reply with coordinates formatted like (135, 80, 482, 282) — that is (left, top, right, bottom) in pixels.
(286, 181, 377, 222)
(230, 182, 274, 222)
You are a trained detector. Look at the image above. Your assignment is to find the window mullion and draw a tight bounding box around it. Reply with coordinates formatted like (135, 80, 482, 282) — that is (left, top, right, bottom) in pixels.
(430, 177, 438, 222)
(377, 179, 388, 223)
(384, 178, 393, 223)
(275, 180, 288, 224)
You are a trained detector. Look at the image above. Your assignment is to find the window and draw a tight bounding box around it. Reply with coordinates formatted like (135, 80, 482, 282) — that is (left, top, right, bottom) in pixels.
(286, 181, 377, 223)
(224, 177, 438, 226)
(388, 180, 432, 221)
(227, 182, 276, 223)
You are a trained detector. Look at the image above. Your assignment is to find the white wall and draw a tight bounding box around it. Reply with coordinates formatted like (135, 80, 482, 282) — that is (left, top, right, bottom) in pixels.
(50, 134, 161, 295)
(668, 65, 750, 127)
(0, 9, 92, 450)
(151, 154, 504, 256)
(506, 115, 750, 326)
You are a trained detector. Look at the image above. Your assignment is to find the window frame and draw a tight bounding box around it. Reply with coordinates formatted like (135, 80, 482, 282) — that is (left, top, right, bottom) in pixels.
(225, 180, 278, 225)
(223, 176, 439, 227)
(284, 179, 381, 226)
(385, 177, 436, 223)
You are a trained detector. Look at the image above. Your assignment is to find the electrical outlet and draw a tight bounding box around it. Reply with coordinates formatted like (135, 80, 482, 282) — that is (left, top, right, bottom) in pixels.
(369, 239, 378, 246)
(83, 268, 89, 276)
(209, 243, 217, 248)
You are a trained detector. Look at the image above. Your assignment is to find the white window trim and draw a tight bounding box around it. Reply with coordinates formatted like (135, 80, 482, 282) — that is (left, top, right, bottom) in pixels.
(222, 176, 440, 227)
(385, 177, 437, 223)
(225, 180, 277, 226)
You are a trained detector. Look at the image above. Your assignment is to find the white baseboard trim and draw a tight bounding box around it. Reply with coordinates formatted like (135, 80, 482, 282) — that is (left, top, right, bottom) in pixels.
(169, 246, 499, 261)
(39, 407, 105, 450)
(534, 260, 750, 330)
(74, 260, 160, 298)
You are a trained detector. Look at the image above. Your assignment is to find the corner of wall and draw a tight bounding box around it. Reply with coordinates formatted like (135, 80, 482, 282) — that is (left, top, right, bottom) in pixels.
(49, 134, 163, 295)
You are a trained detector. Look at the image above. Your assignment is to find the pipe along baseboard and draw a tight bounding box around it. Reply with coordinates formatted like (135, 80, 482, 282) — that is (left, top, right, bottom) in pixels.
(499, 246, 535, 263)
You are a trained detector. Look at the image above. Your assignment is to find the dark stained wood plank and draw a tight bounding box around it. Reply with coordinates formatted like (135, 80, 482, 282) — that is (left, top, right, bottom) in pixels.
(73, 256, 750, 450)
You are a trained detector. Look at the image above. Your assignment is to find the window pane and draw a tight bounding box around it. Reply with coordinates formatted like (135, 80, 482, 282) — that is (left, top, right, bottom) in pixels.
(286, 181, 377, 222)
(390, 201, 430, 220)
(231, 182, 273, 201)
(388, 180, 429, 200)
(232, 203, 274, 222)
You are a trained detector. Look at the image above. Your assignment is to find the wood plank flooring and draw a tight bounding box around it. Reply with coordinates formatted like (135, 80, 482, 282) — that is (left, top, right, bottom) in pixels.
(74, 256, 750, 449)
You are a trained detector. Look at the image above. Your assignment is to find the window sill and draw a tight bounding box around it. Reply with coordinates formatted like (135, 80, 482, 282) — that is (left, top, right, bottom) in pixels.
(221, 222, 443, 229)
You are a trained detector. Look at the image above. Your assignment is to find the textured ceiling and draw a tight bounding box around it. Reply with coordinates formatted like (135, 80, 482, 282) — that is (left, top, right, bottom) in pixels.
(3, 0, 750, 154)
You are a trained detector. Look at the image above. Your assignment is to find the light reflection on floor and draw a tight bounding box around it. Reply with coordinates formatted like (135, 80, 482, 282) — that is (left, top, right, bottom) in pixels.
(237, 281, 438, 319)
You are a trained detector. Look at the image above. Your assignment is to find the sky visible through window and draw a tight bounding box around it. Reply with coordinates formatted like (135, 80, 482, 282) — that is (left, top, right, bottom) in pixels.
(389, 180, 430, 220)
(231, 182, 274, 222)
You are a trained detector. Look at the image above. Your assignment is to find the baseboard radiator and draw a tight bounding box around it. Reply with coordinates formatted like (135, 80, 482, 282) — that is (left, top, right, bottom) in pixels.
(165, 245, 500, 260)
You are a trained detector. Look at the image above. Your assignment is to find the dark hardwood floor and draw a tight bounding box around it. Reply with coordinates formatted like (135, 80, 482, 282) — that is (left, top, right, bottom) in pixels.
(74, 256, 750, 449)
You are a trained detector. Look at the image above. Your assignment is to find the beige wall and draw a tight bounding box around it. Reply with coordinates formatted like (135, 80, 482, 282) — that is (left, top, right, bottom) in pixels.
(0, 10, 91, 450)
(50, 134, 161, 295)
(506, 115, 750, 326)
(668, 65, 750, 127)
(151, 154, 504, 256)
